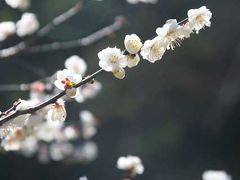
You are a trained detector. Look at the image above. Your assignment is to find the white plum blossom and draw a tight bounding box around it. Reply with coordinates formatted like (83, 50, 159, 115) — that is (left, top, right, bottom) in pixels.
(0, 21, 16, 41)
(80, 110, 97, 139)
(126, 0, 158, 4)
(140, 37, 166, 63)
(47, 99, 67, 122)
(127, 54, 140, 68)
(98, 47, 127, 79)
(117, 155, 144, 177)
(202, 170, 232, 180)
(16, 13, 39, 37)
(65, 55, 87, 76)
(54, 69, 82, 91)
(5, 0, 30, 10)
(156, 19, 186, 50)
(124, 34, 142, 54)
(188, 6, 212, 34)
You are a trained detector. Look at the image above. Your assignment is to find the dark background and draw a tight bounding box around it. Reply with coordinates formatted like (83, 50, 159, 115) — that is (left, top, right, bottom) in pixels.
(0, 0, 240, 179)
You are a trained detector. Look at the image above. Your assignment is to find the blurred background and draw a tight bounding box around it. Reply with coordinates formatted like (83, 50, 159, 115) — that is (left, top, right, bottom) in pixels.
(0, 0, 240, 179)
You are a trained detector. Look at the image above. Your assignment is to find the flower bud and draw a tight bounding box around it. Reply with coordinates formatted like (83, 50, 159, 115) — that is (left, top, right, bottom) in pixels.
(124, 34, 142, 54)
(112, 68, 125, 79)
(127, 54, 140, 68)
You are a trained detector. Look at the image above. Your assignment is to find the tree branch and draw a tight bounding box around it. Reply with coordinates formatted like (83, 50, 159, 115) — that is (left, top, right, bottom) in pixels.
(0, 69, 104, 126)
(24, 16, 126, 54)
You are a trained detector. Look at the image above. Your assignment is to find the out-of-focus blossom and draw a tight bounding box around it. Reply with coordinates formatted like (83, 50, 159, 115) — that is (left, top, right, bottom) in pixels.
(202, 170, 232, 180)
(16, 13, 39, 37)
(65, 55, 87, 76)
(124, 34, 142, 54)
(0, 99, 31, 139)
(36, 121, 62, 142)
(80, 110, 97, 139)
(5, 0, 30, 10)
(1, 128, 24, 151)
(188, 6, 212, 34)
(50, 142, 74, 161)
(117, 155, 144, 177)
(0, 21, 16, 41)
(63, 126, 79, 140)
(73, 142, 98, 164)
(79, 177, 88, 180)
(47, 99, 67, 122)
(20, 136, 38, 157)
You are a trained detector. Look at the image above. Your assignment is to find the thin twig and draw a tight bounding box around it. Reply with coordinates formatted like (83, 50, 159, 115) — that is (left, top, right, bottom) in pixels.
(0, 84, 30, 92)
(0, 69, 104, 126)
(0, 0, 84, 58)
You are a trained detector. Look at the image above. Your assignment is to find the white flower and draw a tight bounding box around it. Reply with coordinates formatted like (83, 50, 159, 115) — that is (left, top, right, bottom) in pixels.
(80, 110, 97, 139)
(0, 21, 16, 41)
(124, 34, 142, 54)
(126, 0, 158, 4)
(54, 69, 82, 91)
(98, 47, 127, 74)
(156, 19, 185, 50)
(16, 13, 39, 37)
(188, 6, 212, 34)
(117, 155, 144, 177)
(5, 0, 30, 10)
(47, 100, 67, 122)
(140, 37, 166, 63)
(65, 55, 87, 76)
(202, 170, 231, 180)
(127, 54, 140, 68)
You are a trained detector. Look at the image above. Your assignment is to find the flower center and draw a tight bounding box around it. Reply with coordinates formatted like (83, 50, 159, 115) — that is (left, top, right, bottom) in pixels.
(61, 78, 75, 89)
(110, 56, 118, 64)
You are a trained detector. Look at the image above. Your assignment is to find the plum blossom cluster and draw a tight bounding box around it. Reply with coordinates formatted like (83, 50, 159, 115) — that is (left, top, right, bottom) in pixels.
(98, 6, 212, 78)
(0, 13, 39, 41)
(0, 56, 101, 163)
(0, 0, 39, 41)
(0, 4, 213, 179)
